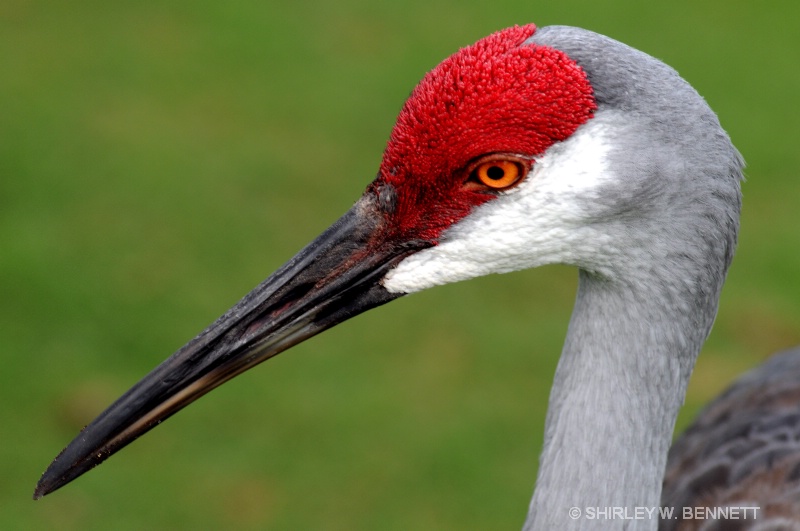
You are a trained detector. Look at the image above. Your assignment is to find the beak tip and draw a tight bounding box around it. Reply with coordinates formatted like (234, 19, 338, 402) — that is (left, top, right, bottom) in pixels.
(33, 462, 79, 500)
(33, 444, 88, 500)
(33, 465, 62, 500)
(33, 476, 54, 500)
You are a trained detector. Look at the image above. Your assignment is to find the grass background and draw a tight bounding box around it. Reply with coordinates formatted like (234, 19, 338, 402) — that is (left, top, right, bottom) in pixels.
(2, 0, 799, 529)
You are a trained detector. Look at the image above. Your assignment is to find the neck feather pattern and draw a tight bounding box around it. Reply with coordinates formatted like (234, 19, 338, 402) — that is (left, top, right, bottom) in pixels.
(524, 268, 720, 530)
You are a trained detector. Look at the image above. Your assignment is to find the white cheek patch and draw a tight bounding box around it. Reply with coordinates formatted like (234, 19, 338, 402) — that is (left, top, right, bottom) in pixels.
(382, 113, 618, 294)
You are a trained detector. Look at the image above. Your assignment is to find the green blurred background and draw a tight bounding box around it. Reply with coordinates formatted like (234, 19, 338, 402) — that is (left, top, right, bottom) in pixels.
(2, 0, 799, 529)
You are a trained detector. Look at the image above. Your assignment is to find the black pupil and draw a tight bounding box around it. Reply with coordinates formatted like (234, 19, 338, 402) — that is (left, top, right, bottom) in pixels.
(486, 165, 505, 180)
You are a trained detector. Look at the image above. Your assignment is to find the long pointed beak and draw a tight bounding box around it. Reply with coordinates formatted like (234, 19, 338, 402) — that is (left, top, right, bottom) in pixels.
(34, 194, 427, 499)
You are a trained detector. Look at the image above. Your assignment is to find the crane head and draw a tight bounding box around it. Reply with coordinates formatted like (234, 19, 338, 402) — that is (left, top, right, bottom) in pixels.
(34, 24, 740, 498)
(373, 24, 594, 244)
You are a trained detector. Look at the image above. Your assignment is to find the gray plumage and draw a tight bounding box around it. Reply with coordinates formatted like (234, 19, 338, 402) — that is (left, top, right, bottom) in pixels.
(519, 26, 799, 530)
(662, 348, 800, 530)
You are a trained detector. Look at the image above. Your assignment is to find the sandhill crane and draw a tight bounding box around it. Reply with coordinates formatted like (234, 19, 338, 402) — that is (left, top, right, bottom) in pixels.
(34, 24, 800, 529)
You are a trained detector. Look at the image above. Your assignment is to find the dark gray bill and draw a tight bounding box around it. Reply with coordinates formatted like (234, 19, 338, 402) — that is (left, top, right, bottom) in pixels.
(34, 194, 428, 499)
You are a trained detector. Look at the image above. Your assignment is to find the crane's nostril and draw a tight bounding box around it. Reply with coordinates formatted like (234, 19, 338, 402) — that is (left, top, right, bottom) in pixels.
(377, 183, 398, 214)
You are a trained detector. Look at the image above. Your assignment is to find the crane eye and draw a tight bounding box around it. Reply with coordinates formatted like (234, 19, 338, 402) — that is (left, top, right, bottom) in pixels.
(472, 159, 525, 189)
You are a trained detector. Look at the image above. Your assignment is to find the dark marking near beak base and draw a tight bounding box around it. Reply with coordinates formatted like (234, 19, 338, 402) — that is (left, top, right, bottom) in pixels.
(377, 182, 398, 214)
